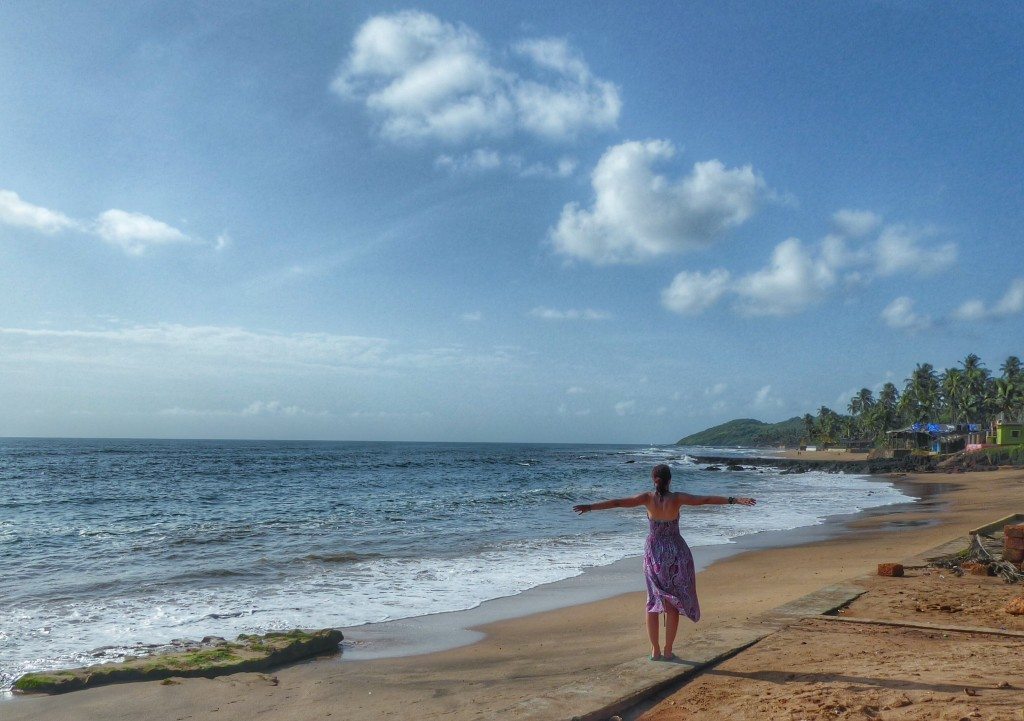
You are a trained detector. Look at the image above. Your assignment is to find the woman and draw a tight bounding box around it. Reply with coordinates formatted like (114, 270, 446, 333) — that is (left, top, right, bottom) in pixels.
(573, 464, 756, 661)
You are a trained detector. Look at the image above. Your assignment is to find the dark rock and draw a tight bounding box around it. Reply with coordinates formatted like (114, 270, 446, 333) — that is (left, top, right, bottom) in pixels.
(704, 465, 721, 471)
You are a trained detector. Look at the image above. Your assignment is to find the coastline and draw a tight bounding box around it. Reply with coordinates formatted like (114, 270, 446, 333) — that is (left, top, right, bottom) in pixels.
(10, 465, 1009, 721)
(337, 471, 938, 661)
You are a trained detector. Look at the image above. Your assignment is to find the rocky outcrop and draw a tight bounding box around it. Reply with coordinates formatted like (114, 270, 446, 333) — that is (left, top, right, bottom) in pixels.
(13, 628, 343, 695)
(689, 455, 935, 475)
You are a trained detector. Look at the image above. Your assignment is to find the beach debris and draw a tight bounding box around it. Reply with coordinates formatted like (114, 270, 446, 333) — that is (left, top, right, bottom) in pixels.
(1004, 596, 1024, 615)
(961, 562, 993, 576)
(877, 563, 905, 577)
(12, 629, 343, 695)
(931, 533, 1024, 584)
(964, 687, 979, 696)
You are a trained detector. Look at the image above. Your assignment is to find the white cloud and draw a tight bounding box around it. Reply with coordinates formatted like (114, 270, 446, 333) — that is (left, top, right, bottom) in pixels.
(214, 233, 231, 251)
(435, 149, 577, 178)
(661, 269, 732, 314)
(874, 224, 956, 276)
(881, 296, 932, 332)
(332, 12, 619, 143)
(753, 384, 783, 408)
(566, 386, 586, 394)
(551, 140, 767, 264)
(160, 400, 327, 418)
(0, 189, 76, 233)
(94, 209, 190, 256)
(732, 238, 836, 316)
(832, 209, 882, 238)
(435, 148, 503, 172)
(461, 311, 483, 322)
(530, 306, 611, 320)
(614, 399, 636, 416)
(0, 187, 206, 256)
(705, 383, 727, 396)
(953, 278, 1024, 322)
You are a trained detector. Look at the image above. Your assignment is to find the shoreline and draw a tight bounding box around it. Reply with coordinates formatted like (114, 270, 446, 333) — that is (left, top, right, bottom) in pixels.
(338, 471, 937, 661)
(8, 468, 989, 721)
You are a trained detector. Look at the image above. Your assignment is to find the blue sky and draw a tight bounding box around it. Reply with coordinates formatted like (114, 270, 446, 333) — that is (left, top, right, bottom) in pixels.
(0, 1, 1022, 442)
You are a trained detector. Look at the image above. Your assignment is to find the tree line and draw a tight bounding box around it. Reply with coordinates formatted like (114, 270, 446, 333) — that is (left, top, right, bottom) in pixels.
(803, 354, 1023, 445)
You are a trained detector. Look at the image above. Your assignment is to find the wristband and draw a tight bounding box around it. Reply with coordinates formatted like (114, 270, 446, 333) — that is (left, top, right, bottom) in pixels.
(728, 496, 736, 504)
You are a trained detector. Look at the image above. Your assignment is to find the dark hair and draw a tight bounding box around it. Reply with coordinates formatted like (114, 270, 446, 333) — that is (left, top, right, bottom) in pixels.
(652, 464, 672, 497)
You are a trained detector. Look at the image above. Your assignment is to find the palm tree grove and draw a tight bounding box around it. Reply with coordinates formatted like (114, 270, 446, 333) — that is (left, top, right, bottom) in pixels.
(804, 354, 1023, 446)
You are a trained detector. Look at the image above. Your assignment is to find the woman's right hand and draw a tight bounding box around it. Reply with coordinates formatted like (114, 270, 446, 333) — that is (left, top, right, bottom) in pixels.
(573, 504, 590, 514)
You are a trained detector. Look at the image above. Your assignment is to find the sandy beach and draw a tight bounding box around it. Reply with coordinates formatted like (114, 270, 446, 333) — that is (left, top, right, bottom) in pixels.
(6, 466, 1024, 721)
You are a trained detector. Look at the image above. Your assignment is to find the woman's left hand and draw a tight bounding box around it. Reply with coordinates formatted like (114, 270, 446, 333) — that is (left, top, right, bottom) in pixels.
(735, 497, 756, 506)
(572, 504, 590, 514)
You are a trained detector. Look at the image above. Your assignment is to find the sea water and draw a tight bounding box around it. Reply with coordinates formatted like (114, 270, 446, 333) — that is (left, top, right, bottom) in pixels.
(0, 438, 910, 688)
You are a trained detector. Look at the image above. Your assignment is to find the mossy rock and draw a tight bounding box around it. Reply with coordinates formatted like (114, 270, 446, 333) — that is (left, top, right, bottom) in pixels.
(13, 628, 343, 695)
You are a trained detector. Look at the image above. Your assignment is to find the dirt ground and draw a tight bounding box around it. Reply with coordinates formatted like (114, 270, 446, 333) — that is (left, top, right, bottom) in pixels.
(841, 569, 1024, 632)
(640, 618, 1024, 721)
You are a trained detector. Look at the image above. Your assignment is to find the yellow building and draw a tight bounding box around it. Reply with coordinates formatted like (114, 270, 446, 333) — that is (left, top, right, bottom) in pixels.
(995, 419, 1024, 445)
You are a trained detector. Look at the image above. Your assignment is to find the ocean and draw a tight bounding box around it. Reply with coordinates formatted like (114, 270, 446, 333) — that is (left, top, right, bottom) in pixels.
(0, 438, 910, 689)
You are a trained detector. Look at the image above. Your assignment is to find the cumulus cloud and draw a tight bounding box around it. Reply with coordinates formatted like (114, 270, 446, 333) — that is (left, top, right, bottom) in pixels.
(832, 209, 882, 238)
(0, 189, 76, 233)
(874, 224, 956, 276)
(881, 296, 932, 332)
(530, 306, 611, 320)
(551, 140, 767, 264)
(952, 278, 1024, 322)
(732, 238, 837, 316)
(332, 12, 619, 143)
(660, 208, 960, 318)
(661, 269, 732, 314)
(94, 209, 190, 255)
(0, 187, 203, 256)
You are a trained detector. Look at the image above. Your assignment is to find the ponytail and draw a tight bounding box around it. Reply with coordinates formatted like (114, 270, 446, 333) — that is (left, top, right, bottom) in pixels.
(652, 464, 671, 497)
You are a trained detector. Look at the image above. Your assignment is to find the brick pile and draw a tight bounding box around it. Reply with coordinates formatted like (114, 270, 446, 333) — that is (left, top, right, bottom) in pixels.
(1005, 524, 1024, 566)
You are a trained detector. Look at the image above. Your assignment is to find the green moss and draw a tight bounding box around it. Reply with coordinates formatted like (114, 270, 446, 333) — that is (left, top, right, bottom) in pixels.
(13, 675, 53, 691)
(180, 647, 239, 667)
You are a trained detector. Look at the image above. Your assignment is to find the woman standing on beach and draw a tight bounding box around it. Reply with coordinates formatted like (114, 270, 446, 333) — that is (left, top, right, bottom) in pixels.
(573, 464, 756, 661)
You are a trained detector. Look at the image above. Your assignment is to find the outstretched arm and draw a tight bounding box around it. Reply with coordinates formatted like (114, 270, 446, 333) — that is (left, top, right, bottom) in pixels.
(574, 492, 648, 514)
(679, 493, 756, 506)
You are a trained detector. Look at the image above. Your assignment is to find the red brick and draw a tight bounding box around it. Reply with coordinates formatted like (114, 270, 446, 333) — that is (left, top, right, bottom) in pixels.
(1004, 524, 1024, 538)
(1004, 548, 1024, 564)
(877, 563, 904, 577)
(1005, 535, 1024, 550)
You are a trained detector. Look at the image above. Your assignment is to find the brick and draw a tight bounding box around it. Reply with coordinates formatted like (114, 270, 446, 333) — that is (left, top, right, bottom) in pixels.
(1004, 524, 1024, 538)
(877, 563, 904, 577)
(962, 562, 992, 576)
(1004, 596, 1024, 616)
(1004, 548, 1024, 563)
(1005, 535, 1024, 550)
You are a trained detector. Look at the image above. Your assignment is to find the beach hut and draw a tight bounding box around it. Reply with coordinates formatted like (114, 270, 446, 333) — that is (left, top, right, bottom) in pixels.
(995, 419, 1024, 446)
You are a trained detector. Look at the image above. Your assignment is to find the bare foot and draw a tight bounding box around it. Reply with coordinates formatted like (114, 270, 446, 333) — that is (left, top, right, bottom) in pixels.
(650, 646, 661, 660)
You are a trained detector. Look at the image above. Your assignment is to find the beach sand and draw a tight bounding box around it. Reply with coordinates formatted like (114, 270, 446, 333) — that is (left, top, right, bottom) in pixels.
(6, 468, 1024, 721)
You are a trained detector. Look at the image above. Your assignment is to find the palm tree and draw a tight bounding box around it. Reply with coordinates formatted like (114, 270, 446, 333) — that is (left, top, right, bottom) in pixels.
(940, 367, 965, 422)
(901, 363, 939, 424)
(960, 354, 991, 422)
(801, 413, 816, 442)
(1001, 356, 1022, 383)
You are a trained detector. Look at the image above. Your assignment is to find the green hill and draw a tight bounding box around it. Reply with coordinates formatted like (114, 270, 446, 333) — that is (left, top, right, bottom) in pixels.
(675, 417, 805, 448)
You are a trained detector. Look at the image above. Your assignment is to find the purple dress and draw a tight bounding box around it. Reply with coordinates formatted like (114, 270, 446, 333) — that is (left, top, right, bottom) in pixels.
(643, 517, 700, 621)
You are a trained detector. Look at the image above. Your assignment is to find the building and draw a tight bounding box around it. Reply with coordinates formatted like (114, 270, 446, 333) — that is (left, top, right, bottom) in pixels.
(995, 419, 1024, 446)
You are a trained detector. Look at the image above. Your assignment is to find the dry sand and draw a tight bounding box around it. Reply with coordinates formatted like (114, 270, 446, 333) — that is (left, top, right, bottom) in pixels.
(6, 468, 1024, 721)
